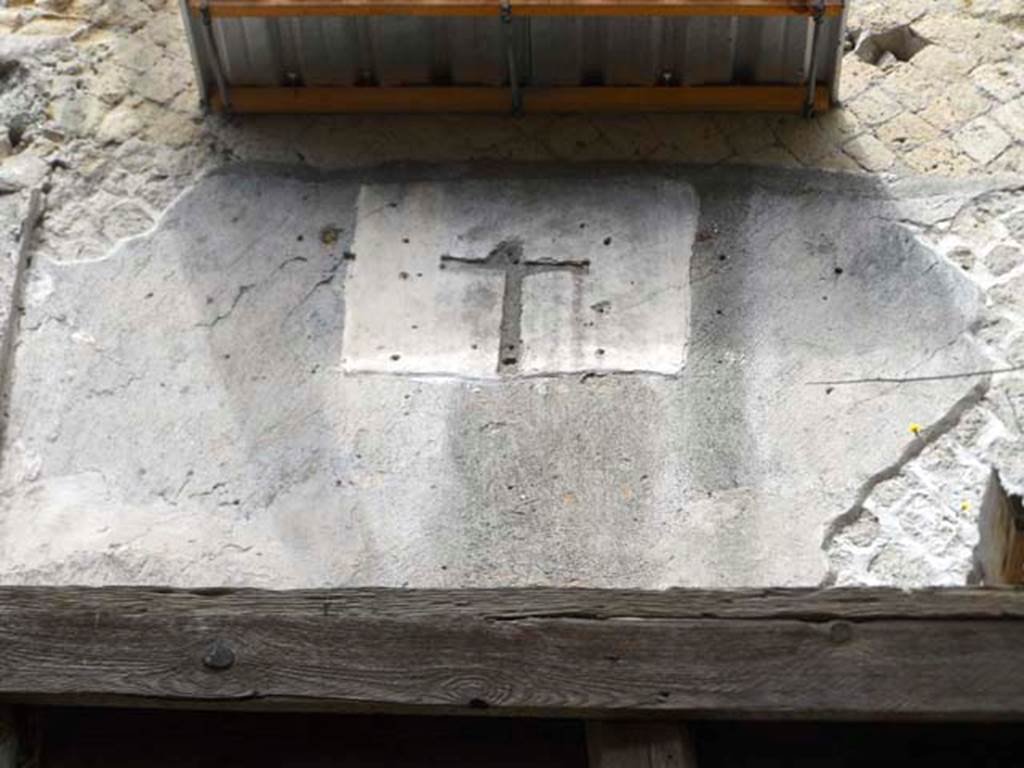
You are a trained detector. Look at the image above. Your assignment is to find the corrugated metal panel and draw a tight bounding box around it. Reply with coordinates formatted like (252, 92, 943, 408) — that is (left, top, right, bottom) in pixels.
(181, 5, 845, 108)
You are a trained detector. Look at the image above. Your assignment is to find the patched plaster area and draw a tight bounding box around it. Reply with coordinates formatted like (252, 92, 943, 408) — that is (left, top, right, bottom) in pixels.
(343, 178, 694, 378)
(0, 166, 1006, 588)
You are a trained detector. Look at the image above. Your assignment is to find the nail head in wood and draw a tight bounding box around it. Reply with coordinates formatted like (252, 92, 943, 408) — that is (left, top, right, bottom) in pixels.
(202, 640, 236, 671)
(829, 621, 853, 644)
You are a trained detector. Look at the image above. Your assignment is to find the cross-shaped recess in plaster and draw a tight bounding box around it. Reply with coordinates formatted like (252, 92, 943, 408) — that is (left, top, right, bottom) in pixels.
(340, 178, 695, 378)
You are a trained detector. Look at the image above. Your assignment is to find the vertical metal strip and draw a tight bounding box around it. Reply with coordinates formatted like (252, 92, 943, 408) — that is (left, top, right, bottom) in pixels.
(198, 0, 232, 111)
(178, 0, 209, 109)
(501, 0, 521, 114)
(803, 0, 825, 117)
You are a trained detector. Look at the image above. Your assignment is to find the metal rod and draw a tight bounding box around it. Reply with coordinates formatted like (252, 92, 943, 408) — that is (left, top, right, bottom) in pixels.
(210, 84, 830, 113)
(802, 0, 824, 117)
(199, 0, 232, 112)
(501, 0, 522, 114)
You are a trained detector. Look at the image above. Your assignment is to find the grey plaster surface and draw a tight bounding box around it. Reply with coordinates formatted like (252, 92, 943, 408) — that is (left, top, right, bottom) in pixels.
(0, 165, 999, 587)
(343, 178, 694, 378)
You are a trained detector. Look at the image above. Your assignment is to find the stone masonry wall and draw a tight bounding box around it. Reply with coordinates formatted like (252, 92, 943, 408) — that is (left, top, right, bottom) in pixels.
(0, 0, 1022, 585)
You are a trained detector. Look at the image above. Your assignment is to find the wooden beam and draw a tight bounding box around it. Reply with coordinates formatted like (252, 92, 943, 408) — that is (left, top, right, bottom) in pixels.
(2, 587, 1024, 719)
(190, 0, 844, 18)
(976, 470, 1024, 585)
(211, 85, 831, 114)
(587, 722, 698, 768)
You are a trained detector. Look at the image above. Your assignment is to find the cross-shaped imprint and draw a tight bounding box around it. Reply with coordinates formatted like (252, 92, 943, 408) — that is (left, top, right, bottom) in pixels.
(341, 177, 696, 378)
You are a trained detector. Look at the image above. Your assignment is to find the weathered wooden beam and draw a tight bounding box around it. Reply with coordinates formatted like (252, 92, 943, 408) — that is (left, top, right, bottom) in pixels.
(976, 470, 1024, 585)
(587, 722, 697, 767)
(1, 587, 1024, 720)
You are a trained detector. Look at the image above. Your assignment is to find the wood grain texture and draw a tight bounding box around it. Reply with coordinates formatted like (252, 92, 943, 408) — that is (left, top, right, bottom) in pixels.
(587, 722, 697, 767)
(190, 0, 843, 18)
(977, 471, 1024, 585)
(211, 85, 832, 114)
(2, 587, 1024, 719)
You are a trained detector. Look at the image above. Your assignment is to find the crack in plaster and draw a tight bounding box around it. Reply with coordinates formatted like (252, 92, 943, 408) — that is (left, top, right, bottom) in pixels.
(821, 377, 991, 585)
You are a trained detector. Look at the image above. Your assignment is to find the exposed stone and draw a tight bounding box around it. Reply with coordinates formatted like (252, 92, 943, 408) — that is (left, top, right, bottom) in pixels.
(972, 62, 1024, 102)
(95, 102, 142, 145)
(903, 138, 974, 176)
(879, 62, 946, 114)
(847, 86, 903, 126)
(837, 56, 884, 101)
(909, 44, 977, 79)
(986, 243, 1024, 277)
(913, 13, 1022, 65)
(947, 246, 976, 271)
(954, 116, 1013, 165)
(989, 145, 1024, 175)
(876, 112, 940, 151)
(917, 82, 992, 129)
(135, 55, 185, 105)
(991, 99, 1024, 143)
(990, 271, 1024, 310)
(1003, 210, 1024, 243)
(47, 90, 107, 138)
(843, 133, 895, 172)
(0, 152, 48, 193)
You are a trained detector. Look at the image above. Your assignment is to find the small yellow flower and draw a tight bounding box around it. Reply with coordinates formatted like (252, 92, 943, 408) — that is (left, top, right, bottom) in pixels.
(961, 500, 971, 512)
(909, 422, 922, 436)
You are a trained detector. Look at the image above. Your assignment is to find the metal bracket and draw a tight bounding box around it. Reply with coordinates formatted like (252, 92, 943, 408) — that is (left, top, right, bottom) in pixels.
(500, 0, 522, 115)
(198, 0, 232, 113)
(802, 0, 826, 117)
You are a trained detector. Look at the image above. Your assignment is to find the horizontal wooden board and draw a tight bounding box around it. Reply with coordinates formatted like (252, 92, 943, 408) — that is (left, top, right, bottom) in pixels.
(1, 587, 1023, 719)
(211, 85, 831, 113)
(191, 0, 844, 18)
